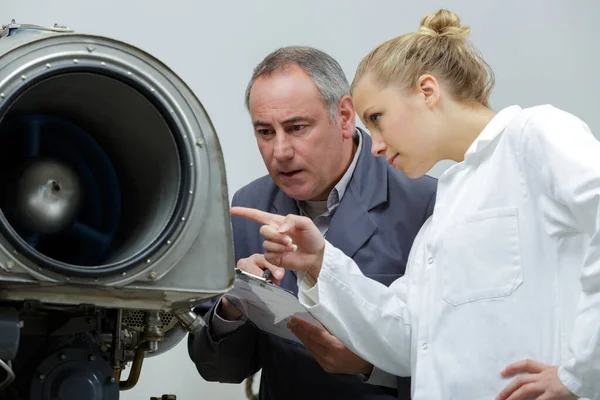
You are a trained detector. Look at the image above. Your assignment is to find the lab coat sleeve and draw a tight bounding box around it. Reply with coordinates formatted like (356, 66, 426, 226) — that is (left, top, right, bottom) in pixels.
(521, 106, 600, 399)
(296, 241, 413, 377)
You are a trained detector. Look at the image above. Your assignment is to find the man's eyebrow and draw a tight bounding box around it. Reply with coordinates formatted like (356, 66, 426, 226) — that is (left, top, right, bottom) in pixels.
(253, 116, 316, 128)
(282, 116, 316, 125)
(253, 120, 271, 128)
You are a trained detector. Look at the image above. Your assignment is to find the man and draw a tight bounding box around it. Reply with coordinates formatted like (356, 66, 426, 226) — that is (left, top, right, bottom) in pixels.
(188, 46, 437, 400)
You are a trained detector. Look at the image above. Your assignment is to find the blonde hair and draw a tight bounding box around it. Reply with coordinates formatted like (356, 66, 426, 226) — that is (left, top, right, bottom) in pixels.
(351, 9, 495, 107)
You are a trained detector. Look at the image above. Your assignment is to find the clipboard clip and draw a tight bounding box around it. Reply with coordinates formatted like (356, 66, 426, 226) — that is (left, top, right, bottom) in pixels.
(235, 268, 274, 285)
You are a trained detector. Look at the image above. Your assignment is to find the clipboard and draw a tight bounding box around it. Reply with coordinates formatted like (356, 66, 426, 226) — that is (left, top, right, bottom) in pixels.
(223, 268, 324, 345)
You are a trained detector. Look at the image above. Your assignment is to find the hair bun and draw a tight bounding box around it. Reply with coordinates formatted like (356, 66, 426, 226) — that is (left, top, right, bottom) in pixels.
(418, 9, 470, 40)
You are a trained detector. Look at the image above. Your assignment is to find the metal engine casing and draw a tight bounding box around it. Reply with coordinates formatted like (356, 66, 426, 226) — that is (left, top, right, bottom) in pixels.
(0, 20, 235, 399)
(0, 22, 235, 308)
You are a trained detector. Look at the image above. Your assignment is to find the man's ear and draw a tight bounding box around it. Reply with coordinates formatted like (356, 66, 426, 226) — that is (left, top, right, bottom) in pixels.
(337, 95, 356, 139)
(416, 74, 440, 109)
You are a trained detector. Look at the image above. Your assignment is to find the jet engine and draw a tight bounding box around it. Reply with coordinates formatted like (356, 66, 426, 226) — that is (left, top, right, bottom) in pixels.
(0, 19, 234, 400)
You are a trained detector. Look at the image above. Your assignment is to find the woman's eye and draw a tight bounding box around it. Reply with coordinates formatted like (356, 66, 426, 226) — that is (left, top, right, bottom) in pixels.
(370, 114, 381, 124)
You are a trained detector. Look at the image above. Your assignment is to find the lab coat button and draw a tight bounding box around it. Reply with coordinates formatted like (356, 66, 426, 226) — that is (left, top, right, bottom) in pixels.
(422, 343, 428, 350)
(427, 257, 434, 264)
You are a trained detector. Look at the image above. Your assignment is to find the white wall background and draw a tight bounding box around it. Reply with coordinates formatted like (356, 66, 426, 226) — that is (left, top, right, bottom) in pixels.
(1, 0, 599, 399)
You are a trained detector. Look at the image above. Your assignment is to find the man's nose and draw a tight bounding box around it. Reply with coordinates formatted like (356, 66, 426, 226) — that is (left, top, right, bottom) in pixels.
(273, 132, 294, 160)
(371, 136, 387, 157)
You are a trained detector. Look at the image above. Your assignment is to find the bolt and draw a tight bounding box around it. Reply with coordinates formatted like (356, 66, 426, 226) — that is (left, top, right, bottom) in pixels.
(37, 373, 45, 381)
(100, 344, 108, 352)
(87, 45, 95, 52)
(20, 75, 26, 80)
(73, 59, 79, 64)
(149, 271, 158, 279)
(196, 139, 204, 148)
(88, 355, 96, 362)
(59, 353, 67, 361)
(6, 261, 14, 269)
(107, 376, 116, 384)
(45, 63, 51, 68)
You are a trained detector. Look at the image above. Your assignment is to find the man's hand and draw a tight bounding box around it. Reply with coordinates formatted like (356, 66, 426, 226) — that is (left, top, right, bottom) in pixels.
(230, 207, 325, 280)
(496, 359, 578, 400)
(219, 297, 243, 321)
(288, 316, 373, 375)
(218, 253, 282, 321)
(237, 253, 285, 285)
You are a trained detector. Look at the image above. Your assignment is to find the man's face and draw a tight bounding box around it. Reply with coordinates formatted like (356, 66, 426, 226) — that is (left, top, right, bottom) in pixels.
(249, 64, 355, 201)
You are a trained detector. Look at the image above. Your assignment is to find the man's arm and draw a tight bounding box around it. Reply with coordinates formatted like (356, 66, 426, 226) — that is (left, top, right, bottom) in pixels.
(187, 297, 261, 383)
(187, 191, 262, 383)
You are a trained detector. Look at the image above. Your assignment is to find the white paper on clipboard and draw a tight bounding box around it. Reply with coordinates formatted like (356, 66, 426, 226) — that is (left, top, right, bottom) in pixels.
(223, 269, 324, 345)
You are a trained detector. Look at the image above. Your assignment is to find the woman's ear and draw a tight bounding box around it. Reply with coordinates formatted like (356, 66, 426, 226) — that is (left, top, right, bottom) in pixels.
(338, 95, 357, 139)
(417, 74, 440, 109)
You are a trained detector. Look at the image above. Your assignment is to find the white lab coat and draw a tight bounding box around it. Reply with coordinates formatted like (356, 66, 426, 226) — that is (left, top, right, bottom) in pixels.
(297, 105, 600, 399)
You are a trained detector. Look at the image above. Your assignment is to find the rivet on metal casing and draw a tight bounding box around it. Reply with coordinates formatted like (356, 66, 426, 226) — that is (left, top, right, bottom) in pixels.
(181, 217, 186, 221)
(101, 62, 106, 66)
(0, 93, 4, 99)
(189, 190, 193, 195)
(6, 261, 13, 269)
(196, 139, 205, 148)
(20, 75, 26, 80)
(150, 88, 155, 92)
(73, 59, 79, 64)
(149, 271, 158, 279)
(127, 72, 132, 76)
(122, 272, 126, 277)
(146, 259, 151, 264)
(46, 63, 51, 69)
(166, 240, 172, 246)
(87, 45, 95, 52)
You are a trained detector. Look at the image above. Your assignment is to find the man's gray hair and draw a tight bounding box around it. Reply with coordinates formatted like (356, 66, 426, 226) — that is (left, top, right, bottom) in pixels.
(244, 46, 350, 120)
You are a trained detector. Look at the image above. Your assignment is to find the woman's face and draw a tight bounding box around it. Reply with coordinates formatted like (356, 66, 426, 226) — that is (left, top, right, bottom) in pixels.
(352, 74, 441, 178)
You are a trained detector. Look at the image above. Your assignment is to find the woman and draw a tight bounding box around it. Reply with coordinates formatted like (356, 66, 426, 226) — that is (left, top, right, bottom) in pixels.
(232, 9, 600, 400)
